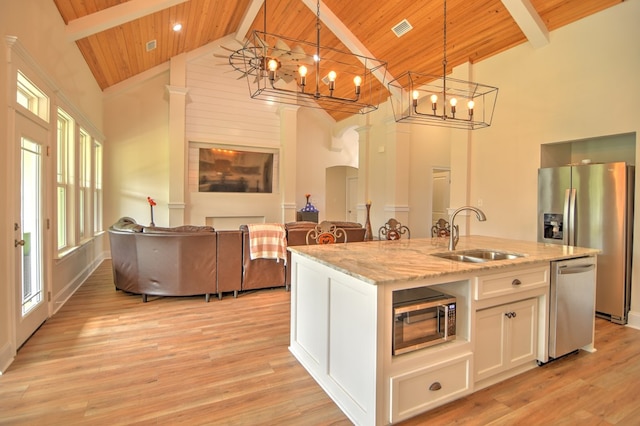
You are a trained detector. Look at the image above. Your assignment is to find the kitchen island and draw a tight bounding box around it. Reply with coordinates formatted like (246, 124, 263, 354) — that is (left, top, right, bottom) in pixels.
(287, 236, 598, 426)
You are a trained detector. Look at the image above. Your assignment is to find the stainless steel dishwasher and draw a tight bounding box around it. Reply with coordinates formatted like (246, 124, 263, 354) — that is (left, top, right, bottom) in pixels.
(549, 256, 597, 359)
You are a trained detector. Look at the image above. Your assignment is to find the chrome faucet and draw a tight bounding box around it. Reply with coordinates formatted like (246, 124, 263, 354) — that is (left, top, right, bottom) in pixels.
(449, 206, 487, 250)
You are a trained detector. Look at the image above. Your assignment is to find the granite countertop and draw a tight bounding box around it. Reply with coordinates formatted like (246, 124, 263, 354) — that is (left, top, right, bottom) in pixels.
(288, 235, 599, 285)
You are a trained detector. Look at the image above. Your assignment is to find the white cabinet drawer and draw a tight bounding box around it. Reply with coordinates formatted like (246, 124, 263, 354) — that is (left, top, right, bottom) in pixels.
(390, 353, 472, 423)
(475, 266, 548, 300)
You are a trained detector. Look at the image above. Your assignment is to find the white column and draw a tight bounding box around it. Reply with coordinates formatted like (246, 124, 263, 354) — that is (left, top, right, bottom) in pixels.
(356, 124, 372, 225)
(278, 105, 300, 223)
(383, 119, 411, 225)
(166, 53, 188, 226)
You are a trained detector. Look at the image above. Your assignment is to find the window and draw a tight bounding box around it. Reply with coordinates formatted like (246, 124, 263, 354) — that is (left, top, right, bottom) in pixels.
(17, 71, 49, 122)
(56, 109, 75, 252)
(78, 129, 92, 240)
(15, 70, 103, 258)
(93, 141, 103, 234)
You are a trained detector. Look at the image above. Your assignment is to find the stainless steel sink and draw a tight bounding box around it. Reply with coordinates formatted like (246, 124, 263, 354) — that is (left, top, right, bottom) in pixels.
(432, 249, 524, 263)
(432, 253, 490, 263)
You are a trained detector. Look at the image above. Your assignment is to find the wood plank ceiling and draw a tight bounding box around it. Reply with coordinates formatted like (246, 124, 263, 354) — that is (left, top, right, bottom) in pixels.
(52, 0, 622, 121)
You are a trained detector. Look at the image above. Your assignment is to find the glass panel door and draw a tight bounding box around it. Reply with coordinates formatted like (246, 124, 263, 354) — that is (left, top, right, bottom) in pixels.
(15, 114, 48, 348)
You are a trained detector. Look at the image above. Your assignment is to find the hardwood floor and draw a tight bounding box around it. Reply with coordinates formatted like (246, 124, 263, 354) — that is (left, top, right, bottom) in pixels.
(1, 260, 640, 425)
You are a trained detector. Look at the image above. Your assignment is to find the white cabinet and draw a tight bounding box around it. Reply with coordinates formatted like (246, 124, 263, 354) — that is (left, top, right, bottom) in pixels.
(390, 353, 472, 423)
(473, 265, 549, 386)
(475, 266, 548, 301)
(474, 298, 537, 381)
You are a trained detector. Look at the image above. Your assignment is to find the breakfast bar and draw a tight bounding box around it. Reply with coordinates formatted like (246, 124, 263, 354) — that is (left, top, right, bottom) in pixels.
(287, 236, 598, 425)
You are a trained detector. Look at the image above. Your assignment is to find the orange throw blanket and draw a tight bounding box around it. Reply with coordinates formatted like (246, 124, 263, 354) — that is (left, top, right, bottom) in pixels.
(247, 223, 287, 265)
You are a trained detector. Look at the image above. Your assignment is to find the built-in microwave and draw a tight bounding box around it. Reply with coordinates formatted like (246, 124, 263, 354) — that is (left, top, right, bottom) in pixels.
(392, 287, 456, 355)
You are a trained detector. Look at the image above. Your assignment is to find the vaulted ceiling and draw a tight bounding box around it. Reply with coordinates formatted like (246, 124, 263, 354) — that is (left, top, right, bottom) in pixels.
(52, 0, 622, 121)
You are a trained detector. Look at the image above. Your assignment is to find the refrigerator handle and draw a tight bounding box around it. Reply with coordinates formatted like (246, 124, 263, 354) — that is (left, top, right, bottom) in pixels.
(564, 188, 577, 246)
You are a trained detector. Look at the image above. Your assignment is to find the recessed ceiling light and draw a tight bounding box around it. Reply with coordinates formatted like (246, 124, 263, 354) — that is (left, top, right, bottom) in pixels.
(172, 23, 182, 32)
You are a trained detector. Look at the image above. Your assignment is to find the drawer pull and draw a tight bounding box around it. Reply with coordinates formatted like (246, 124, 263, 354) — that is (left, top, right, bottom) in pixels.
(429, 382, 442, 391)
(512, 279, 522, 286)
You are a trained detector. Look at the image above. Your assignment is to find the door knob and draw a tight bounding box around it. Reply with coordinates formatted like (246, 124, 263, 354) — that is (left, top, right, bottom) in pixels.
(15, 239, 25, 247)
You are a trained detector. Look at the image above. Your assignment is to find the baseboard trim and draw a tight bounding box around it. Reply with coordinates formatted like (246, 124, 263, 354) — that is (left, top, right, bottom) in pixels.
(626, 310, 640, 330)
(52, 252, 108, 315)
(0, 341, 15, 374)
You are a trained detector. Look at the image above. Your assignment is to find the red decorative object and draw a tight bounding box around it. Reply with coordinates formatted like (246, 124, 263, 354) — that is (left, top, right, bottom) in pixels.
(147, 197, 156, 226)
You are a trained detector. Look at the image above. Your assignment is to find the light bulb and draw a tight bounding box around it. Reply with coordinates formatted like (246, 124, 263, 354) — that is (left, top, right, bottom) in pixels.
(430, 94, 438, 104)
(268, 59, 279, 72)
(467, 100, 475, 109)
(450, 98, 457, 117)
(353, 75, 362, 96)
(298, 65, 307, 89)
(328, 71, 337, 82)
(412, 91, 419, 100)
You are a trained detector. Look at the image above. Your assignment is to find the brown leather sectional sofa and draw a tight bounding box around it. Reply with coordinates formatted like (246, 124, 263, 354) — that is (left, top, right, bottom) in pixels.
(108, 217, 366, 302)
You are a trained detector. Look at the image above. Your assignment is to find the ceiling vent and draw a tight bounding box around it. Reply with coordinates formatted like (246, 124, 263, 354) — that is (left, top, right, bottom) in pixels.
(145, 40, 157, 52)
(392, 19, 413, 37)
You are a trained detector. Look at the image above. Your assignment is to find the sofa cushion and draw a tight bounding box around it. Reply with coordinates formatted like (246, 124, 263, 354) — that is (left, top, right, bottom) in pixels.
(143, 225, 215, 234)
(111, 217, 144, 233)
(284, 221, 317, 231)
(328, 221, 363, 229)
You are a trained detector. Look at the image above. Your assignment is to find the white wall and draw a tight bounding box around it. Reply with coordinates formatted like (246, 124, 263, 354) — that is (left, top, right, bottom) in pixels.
(295, 107, 359, 220)
(464, 1, 639, 241)
(337, 101, 452, 238)
(103, 72, 171, 228)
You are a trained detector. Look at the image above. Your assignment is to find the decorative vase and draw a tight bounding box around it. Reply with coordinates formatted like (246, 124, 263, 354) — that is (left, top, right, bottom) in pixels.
(147, 196, 157, 227)
(364, 201, 373, 241)
(301, 194, 318, 212)
(150, 205, 155, 227)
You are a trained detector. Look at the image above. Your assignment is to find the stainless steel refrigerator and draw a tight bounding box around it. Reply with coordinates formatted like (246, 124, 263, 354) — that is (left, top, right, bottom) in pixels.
(538, 162, 634, 324)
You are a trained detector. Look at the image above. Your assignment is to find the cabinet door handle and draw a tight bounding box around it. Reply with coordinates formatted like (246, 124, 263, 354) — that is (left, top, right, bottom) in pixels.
(512, 279, 522, 286)
(429, 382, 442, 391)
(512, 311, 517, 318)
(505, 312, 511, 318)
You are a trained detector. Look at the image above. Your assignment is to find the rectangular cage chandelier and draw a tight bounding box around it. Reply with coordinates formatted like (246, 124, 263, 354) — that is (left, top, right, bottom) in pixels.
(388, 71, 498, 130)
(388, 0, 498, 130)
(239, 1, 387, 116)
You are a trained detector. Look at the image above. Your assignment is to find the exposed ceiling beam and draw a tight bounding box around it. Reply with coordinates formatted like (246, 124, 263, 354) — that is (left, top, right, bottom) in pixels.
(300, 0, 398, 97)
(235, 0, 265, 43)
(501, 0, 549, 48)
(66, 0, 190, 41)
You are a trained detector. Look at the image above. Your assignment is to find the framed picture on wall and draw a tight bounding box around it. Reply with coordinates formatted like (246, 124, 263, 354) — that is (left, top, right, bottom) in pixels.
(197, 147, 275, 193)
